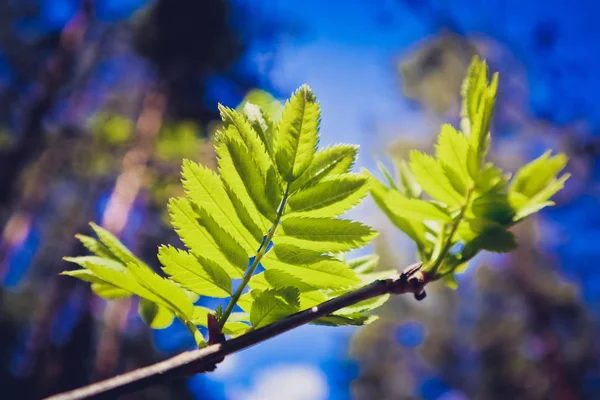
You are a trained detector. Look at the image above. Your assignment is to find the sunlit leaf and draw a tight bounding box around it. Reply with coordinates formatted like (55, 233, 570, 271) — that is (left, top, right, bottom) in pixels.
(277, 217, 377, 252)
(510, 151, 568, 198)
(409, 150, 463, 207)
(275, 84, 320, 181)
(168, 197, 245, 278)
(287, 175, 368, 218)
(138, 299, 175, 329)
(158, 246, 232, 298)
(89, 223, 138, 265)
(393, 158, 422, 198)
(313, 313, 378, 326)
(263, 246, 361, 289)
(181, 159, 258, 251)
(289, 144, 358, 193)
(346, 254, 380, 274)
(75, 234, 116, 260)
(243, 102, 275, 157)
(367, 171, 427, 247)
(250, 288, 300, 328)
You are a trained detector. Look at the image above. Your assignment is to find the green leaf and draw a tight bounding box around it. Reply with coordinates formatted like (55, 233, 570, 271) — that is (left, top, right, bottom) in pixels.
(514, 173, 570, 221)
(236, 293, 254, 313)
(64, 82, 385, 339)
(127, 261, 194, 319)
(168, 198, 245, 278)
(75, 234, 116, 260)
(383, 189, 452, 222)
(287, 175, 368, 218)
(64, 255, 124, 271)
(181, 159, 259, 251)
(249, 270, 315, 293)
(409, 150, 463, 207)
(250, 273, 330, 311)
(470, 193, 515, 225)
(89, 223, 137, 265)
(476, 163, 508, 194)
(441, 274, 458, 290)
(346, 254, 379, 274)
(277, 217, 377, 252)
(223, 322, 250, 335)
(191, 306, 249, 335)
(219, 104, 272, 174)
(468, 73, 497, 163)
(61, 266, 109, 284)
(215, 134, 270, 232)
(298, 290, 329, 309)
(377, 161, 398, 190)
(250, 288, 300, 328)
(68, 257, 163, 305)
(357, 269, 398, 283)
(289, 144, 358, 193)
(510, 151, 568, 198)
(436, 124, 471, 195)
(366, 171, 427, 247)
(192, 204, 249, 275)
(91, 283, 131, 299)
(460, 56, 497, 172)
(263, 270, 316, 292)
(138, 299, 175, 329)
(275, 84, 320, 181)
(461, 56, 483, 134)
(228, 312, 251, 323)
(476, 228, 517, 253)
(223, 181, 264, 243)
(393, 158, 422, 198)
(313, 313, 378, 327)
(459, 220, 518, 253)
(271, 244, 325, 264)
(335, 294, 390, 315)
(158, 246, 232, 298)
(219, 106, 283, 211)
(436, 124, 470, 180)
(217, 133, 278, 220)
(190, 306, 211, 325)
(263, 246, 361, 289)
(243, 102, 275, 157)
(61, 267, 131, 300)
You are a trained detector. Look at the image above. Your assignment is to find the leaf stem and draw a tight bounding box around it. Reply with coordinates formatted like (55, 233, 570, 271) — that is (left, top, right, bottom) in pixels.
(184, 319, 206, 348)
(429, 188, 473, 276)
(218, 183, 291, 327)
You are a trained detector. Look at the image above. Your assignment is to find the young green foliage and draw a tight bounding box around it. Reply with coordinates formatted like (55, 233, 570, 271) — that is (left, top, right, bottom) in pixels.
(369, 57, 569, 288)
(63, 85, 388, 347)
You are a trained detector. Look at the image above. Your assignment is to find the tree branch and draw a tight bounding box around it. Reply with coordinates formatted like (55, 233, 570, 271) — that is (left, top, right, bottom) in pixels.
(44, 262, 428, 400)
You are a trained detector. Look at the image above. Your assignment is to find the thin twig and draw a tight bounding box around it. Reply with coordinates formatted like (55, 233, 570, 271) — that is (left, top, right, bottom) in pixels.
(44, 262, 428, 400)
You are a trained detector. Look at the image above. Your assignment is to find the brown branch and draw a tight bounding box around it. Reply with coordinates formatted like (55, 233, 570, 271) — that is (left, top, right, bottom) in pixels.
(44, 263, 428, 400)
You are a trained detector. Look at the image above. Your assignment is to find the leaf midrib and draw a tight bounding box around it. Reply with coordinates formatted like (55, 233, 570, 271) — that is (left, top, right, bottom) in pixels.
(188, 165, 257, 251)
(166, 251, 231, 297)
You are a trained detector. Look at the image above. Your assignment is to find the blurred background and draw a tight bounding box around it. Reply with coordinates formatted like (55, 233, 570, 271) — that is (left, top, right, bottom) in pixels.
(0, 0, 599, 399)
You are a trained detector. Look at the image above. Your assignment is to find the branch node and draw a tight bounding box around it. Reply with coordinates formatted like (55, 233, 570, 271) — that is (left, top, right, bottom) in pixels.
(207, 314, 225, 345)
